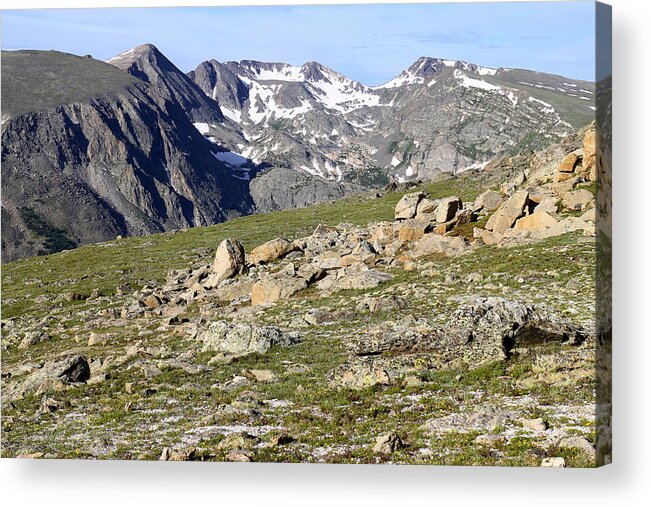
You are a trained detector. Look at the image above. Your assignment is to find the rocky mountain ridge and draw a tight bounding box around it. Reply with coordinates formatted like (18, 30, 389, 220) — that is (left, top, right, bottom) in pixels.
(2, 44, 596, 261)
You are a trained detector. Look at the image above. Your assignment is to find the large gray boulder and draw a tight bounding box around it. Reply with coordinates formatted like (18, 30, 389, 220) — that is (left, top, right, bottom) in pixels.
(3, 355, 91, 404)
(435, 196, 462, 223)
(394, 192, 425, 220)
(199, 321, 299, 355)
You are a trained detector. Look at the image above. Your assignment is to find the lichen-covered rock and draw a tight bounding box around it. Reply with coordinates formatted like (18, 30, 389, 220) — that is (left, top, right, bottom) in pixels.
(199, 321, 299, 355)
(3, 355, 91, 404)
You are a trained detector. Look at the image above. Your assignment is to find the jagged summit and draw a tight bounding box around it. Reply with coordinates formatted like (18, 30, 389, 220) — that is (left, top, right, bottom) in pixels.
(107, 43, 225, 125)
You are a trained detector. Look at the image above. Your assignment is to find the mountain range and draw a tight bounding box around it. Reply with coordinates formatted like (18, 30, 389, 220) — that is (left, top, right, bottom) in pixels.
(1, 44, 595, 261)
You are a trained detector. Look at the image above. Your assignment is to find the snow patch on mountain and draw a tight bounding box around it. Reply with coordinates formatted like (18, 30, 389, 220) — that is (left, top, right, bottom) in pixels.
(454, 70, 501, 92)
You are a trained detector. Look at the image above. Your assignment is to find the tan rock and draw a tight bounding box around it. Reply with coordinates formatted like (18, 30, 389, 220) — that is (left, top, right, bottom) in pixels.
(580, 208, 596, 223)
(412, 233, 469, 258)
(541, 457, 566, 467)
(473, 190, 503, 212)
(143, 294, 161, 309)
(368, 222, 396, 245)
(473, 228, 503, 246)
(244, 369, 277, 382)
(436, 196, 462, 223)
(398, 219, 429, 241)
(532, 217, 595, 239)
(250, 238, 298, 265)
(372, 433, 405, 455)
(582, 127, 597, 181)
(251, 274, 307, 305)
(415, 197, 439, 219)
(515, 211, 558, 233)
(213, 279, 255, 302)
(534, 197, 558, 215)
(211, 238, 245, 286)
(562, 189, 594, 211)
(87, 333, 106, 346)
(394, 191, 424, 220)
(485, 190, 530, 234)
(552, 176, 581, 196)
(519, 417, 547, 432)
(558, 151, 580, 172)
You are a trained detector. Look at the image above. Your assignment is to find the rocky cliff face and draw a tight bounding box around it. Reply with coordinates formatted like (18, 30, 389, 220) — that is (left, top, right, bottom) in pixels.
(1, 50, 253, 262)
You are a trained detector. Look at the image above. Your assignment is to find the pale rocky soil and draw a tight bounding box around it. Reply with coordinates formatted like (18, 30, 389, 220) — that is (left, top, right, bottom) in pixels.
(1, 125, 604, 466)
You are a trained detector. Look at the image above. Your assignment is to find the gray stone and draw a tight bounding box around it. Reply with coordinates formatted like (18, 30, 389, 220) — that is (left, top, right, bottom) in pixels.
(199, 321, 299, 356)
(394, 192, 424, 220)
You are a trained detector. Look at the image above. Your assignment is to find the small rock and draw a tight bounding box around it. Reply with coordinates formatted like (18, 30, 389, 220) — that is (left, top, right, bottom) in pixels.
(541, 457, 566, 467)
(519, 417, 547, 432)
(373, 432, 406, 455)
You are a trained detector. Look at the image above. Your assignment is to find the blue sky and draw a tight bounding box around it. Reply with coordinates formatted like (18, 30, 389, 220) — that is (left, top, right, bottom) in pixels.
(1, 2, 596, 85)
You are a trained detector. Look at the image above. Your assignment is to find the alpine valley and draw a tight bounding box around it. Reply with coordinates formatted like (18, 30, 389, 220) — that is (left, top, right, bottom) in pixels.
(1, 44, 594, 262)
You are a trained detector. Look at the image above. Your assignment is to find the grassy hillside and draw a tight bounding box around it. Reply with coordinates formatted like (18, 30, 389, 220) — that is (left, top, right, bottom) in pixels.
(1, 50, 139, 117)
(2, 176, 483, 321)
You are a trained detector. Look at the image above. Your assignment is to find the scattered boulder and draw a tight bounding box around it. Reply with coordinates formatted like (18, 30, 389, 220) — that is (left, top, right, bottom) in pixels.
(3, 355, 91, 403)
(415, 198, 439, 219)
(486, 190, 531, 234)
(411, 233, 469, 258)
(251, 273, 308, 305)
(558, 436, 595, 460)
(87, 332, 107, 346)
(436, 196, 462, 223)
(533, 197, 559, 215)
(541, 457, 566, 468)
(473, 190, 503, 212)
(394, 191, 424, 220)
(209, 238, 245, 287)
(250, 238, 298, 265)
(562, 189, 594, 212)
(397, 219, 429, 241)
(580, 208, 596, 223)
(515, 211, 558, 233)
(217, 432, 259, 452)
(421, 404, 517, 434)
(19, 331, 51, 349)
(199, 321, 299, 356)
(558, 150, 581, 173)
(317, 267, 392, 292)
(143, 294, 162, 309)
(473, 228, 503, 246)
(531, 217, 595, 240)
(373, 433, 406, 455)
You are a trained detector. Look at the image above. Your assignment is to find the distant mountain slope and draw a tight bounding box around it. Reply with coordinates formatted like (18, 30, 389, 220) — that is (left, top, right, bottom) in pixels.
(1, 45, 596, 261)
(1, 49, 253, 262)
(189, 56, 594, 186)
